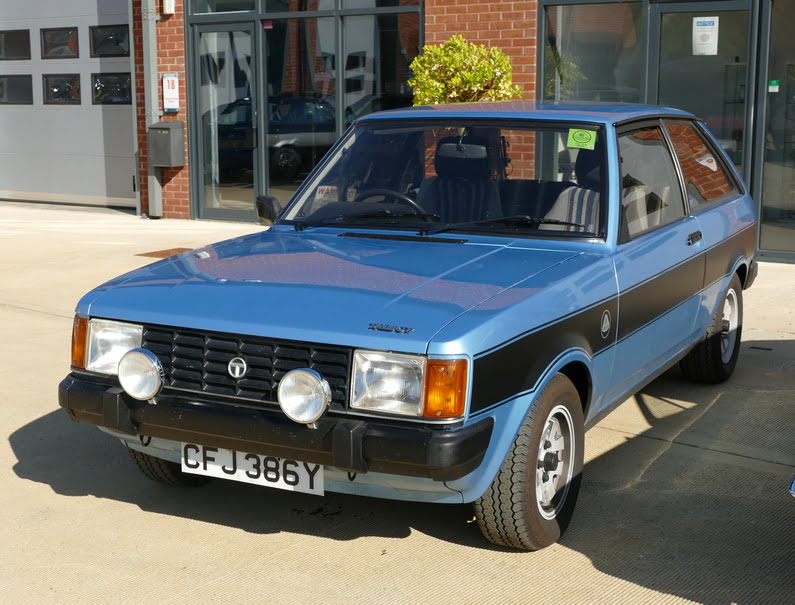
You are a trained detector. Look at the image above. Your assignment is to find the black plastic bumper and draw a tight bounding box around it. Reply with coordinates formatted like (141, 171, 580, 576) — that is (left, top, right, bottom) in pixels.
(58, 375, 493, 482)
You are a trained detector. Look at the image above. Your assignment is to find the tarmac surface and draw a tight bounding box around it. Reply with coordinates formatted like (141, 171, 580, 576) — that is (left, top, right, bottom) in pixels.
(0, 201, 793, 605)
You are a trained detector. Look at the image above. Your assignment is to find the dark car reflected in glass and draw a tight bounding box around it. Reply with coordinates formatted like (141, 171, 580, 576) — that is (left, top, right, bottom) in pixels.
(204, 96, 338, 183)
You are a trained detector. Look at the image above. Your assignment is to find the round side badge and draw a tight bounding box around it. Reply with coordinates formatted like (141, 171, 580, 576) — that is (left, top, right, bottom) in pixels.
(600, 310, 612, 339)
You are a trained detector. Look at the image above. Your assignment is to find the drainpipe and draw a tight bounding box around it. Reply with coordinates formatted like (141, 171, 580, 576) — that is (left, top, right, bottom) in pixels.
(127, 0, 141, 215)
(141, 0, 162, 217)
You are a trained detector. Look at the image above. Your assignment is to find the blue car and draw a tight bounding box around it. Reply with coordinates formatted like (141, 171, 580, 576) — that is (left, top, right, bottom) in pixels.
(59, 101, 758, 550)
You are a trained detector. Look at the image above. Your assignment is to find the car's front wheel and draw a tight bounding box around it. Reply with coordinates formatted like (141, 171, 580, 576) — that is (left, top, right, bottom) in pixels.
(473, 373, 584, 550)
(680, 273, 743, 383)
(127, 447, 210, 487)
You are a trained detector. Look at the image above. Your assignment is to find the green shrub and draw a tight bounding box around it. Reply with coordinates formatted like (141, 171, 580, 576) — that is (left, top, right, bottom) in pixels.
(408, 35, 522, 106)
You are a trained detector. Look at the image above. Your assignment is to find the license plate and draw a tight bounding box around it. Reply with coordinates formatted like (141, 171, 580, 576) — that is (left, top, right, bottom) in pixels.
(181, 443, 323, 496)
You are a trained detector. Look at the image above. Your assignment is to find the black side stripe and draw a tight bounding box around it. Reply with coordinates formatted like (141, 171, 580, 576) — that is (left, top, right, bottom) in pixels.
(471, 297, 618, 413)
(616, 252, 704, 341)
(475, 293, 618, 359)
(704, 224, 756, 287)
(470, 226, 754, 414)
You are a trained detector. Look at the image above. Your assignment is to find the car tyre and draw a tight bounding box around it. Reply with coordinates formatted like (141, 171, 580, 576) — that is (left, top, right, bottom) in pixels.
(271, 146, 302, 179)
(473, 373, 584, 550)
(127, 446, 210, 487)
(680, 273, 743, 383)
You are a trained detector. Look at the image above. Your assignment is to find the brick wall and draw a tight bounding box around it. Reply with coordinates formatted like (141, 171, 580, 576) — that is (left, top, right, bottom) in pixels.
(133, 0, 190, 219)
(424, 0, 538, 101)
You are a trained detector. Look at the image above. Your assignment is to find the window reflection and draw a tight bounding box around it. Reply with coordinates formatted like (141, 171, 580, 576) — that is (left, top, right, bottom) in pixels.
(544, 3, 641, 102)
(192, 0, 255, 13)
(343, 0, 419, 7)
(618, 127, 686, 240)
(90, 25, 129, 58)
(198, 30, 255, 217)
(266, 18, 336, 204)
(665, 120, 736, 210)
(41, 27, 79, 59)
(760, 0, 795, 252)
(43, 74, 81, 104)
(342, 14, 417, 124)
(91, 73, 131, 104)
(264, 1, 334, 10)
(658, 11, 748, 167)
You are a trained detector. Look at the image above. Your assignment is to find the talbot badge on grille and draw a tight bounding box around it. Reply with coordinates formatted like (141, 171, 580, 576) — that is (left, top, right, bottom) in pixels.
(228, 357, 248, 379)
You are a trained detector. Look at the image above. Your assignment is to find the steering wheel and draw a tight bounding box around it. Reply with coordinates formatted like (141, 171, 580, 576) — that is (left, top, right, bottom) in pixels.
(353, 189, 426, 214)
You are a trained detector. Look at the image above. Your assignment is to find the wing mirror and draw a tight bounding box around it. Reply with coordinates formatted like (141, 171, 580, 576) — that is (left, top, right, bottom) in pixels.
(255, 195, 282, 226)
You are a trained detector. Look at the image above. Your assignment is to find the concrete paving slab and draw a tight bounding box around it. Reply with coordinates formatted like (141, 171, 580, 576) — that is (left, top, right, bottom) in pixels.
(1, 202, 793, 605)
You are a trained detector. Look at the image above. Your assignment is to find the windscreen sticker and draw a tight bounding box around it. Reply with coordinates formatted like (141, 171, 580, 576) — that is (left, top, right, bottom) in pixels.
(567, 129, 597, 150)
(315, 185, 339, 202)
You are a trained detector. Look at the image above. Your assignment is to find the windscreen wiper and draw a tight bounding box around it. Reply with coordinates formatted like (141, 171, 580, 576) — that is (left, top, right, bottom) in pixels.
(296, 209, 440, 231)
(421, 215, 588, 236)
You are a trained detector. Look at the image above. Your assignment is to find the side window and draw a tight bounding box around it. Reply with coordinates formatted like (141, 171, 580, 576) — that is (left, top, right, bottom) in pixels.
(618, 125, 686, 241)
(665, 120, 738, 211)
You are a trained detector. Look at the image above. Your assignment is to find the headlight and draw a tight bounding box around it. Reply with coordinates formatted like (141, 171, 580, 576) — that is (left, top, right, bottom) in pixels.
(85, 319, 143, 375)
(118, 348, 164, 400)
(351, 351, 468, 419)
(278, 368, 332, 424)
(351, 351, 426, 417)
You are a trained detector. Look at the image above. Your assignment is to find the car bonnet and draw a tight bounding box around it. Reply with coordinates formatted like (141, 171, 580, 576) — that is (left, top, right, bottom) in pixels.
(77, 230, 580, 354)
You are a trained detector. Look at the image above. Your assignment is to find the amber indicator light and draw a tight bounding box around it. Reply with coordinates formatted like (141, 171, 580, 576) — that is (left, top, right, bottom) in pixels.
(71, 316, 88, 368)
(423, 359, 467, 418)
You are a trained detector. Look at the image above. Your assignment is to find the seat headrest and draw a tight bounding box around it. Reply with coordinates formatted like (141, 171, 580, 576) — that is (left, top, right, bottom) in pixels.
(575, 148, 601, 190)
(434, 136, 490, 179)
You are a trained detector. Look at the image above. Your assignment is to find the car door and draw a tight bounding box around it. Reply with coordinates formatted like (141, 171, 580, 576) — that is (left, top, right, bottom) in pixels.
(662, 118, 756, 336)
(602, 121, 706, 408)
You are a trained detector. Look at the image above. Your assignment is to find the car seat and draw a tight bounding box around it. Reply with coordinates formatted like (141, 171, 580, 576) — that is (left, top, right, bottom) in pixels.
(544, 148, 601, 233)
(417, 136, 502, 223)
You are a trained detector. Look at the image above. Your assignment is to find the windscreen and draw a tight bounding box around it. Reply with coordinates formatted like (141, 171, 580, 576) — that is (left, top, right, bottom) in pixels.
(281, 121, 606, 237)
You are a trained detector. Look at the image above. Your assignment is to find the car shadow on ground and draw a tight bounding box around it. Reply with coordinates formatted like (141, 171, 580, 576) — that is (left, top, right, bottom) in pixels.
(9, 339, 795, 603)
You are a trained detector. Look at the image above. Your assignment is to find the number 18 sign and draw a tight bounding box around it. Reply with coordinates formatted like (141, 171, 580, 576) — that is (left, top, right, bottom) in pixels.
(162, 73, 179, 113)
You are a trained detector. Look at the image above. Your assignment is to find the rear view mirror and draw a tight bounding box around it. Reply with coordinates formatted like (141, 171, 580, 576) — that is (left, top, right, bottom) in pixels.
(255, 195, 282, 226)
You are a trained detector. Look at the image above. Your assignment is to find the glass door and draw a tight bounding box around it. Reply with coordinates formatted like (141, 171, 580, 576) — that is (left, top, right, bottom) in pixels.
(650, 2, 752, 175)
(757, 0, 795, 255)
(194, 24, 258, 221)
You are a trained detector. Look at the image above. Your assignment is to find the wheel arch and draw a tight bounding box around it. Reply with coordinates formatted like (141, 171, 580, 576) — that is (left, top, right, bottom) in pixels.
(451, 348, 594, 502)
(557, 360, 592, 418)
(735, 260, 748, 288)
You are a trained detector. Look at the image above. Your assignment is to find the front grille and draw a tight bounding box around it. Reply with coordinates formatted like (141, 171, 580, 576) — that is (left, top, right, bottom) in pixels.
(142, 325, 352, 406)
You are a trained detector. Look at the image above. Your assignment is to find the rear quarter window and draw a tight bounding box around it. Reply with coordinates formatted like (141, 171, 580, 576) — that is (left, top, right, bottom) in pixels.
(664, 120, 739, 211)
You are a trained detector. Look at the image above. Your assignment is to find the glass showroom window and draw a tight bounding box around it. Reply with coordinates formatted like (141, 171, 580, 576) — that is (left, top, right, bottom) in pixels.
(543, 3, 642, 102)
(342, 12, 418, 126)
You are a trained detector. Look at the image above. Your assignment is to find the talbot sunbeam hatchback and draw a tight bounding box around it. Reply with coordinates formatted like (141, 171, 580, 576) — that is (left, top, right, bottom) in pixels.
(60, 102, 757, 550)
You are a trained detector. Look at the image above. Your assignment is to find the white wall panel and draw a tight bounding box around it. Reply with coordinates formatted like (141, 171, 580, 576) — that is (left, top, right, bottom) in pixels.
(0, 1, 135, 207)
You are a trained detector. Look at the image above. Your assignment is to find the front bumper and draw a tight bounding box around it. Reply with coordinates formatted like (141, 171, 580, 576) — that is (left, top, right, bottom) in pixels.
(59, 374, 493, 482)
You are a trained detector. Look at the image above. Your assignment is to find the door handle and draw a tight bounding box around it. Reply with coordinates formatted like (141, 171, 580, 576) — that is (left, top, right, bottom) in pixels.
(687, 231, 703, 246)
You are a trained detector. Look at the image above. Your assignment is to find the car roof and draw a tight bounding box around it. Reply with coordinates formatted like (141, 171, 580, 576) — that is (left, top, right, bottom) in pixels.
(356, 100, 695, 125)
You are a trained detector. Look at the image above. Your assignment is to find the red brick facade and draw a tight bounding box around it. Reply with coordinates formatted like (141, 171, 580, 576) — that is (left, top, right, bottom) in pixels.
(425, 0, 538, 101)
(133, 0, 190, 219)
